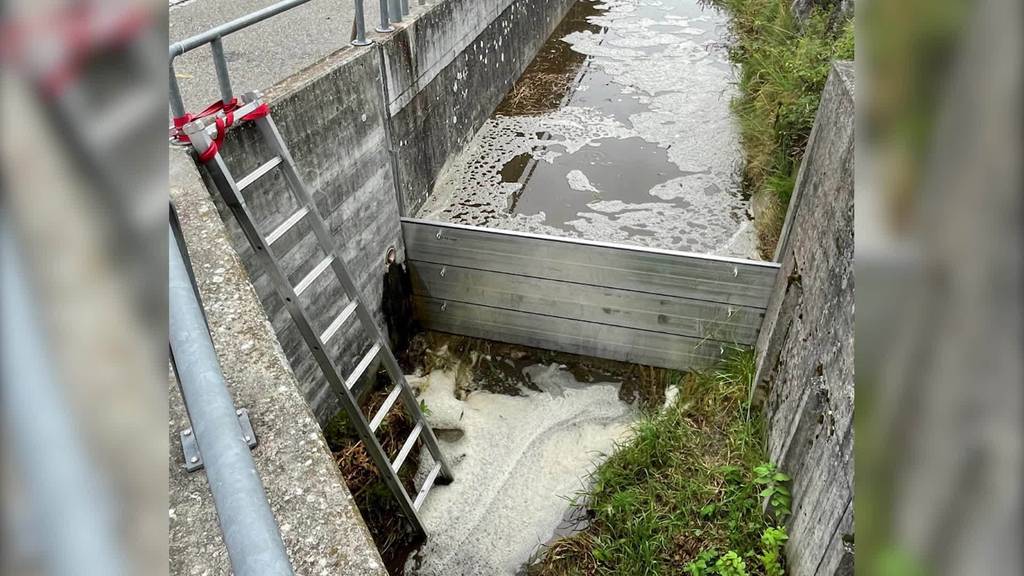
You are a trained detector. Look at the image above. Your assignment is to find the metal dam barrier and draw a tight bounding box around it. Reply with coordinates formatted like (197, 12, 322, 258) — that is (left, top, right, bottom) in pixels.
(402, 218, 781, 371)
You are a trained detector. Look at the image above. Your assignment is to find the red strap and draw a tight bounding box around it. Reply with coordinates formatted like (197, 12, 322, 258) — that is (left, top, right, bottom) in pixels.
(191, 100, 271, 163)
(172, 97, 239, 142)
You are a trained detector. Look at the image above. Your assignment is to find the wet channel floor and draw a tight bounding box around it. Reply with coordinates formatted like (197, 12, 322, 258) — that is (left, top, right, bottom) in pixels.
(419, 0, 758, 258)
(402, 332, 672, 575)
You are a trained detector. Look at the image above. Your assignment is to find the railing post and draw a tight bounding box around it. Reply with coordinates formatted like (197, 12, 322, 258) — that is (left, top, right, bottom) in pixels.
(209, 37, 234, 105)
(401, 0, 410, 17)
(169, 61, 187, 119)
(388, 0, 403, 23)
(352, 0, 371, 45)
(376, 0, 394, 32)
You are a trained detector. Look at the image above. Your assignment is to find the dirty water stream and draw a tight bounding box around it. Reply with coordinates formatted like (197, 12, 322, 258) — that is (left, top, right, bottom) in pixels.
(402, 333, 671, 576)
(419, 0, 756, 258)
(403, 0, 747, 573)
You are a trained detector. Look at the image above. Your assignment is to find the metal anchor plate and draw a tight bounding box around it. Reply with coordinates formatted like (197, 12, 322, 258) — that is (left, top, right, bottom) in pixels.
(180, 408, 258, 473)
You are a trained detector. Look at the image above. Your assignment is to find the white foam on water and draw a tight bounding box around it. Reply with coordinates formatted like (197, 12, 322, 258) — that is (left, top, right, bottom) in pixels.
(566, 169, 600, 193)
(405, 365, 636, 575)
(419, 0, 758, 260)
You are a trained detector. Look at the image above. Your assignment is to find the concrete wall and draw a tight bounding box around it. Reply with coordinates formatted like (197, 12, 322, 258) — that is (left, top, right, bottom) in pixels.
(170, 148, 386, 576)
(205, 45, 399, 422)
(381, 0, 574, 214)
(752, 61, 855, 576)
(197, 0, 575, 422)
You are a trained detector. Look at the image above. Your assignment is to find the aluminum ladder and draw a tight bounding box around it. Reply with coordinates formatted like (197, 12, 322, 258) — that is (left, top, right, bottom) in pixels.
(181, 92, 453, 537)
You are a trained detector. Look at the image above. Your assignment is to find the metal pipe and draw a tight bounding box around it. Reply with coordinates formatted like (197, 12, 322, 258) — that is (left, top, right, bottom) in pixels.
(169, 0, 315, 59)
(168, 224, 294, 576)
(401, 0, 410, 16)
(1, 217, 126, 576)
(210, 37, 234, 104)
(389, 0, 403, 23)
(351, 0, 371, 46)
(169, 61, 187, 119)
(376, 0, 394, 32)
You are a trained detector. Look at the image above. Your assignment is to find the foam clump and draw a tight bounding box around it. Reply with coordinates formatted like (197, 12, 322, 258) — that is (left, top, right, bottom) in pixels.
(406, 365, 635, 575)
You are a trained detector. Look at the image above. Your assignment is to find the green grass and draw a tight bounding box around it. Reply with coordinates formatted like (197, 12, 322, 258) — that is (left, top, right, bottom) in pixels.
(529, 348, 791, 576)
(705, 0, 854, 256)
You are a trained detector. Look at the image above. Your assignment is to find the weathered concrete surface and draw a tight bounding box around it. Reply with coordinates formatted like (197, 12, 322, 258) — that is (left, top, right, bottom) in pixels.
(382, 0, 575, 214)
(169, 147, 386, 576)
(752, 61, 854, 576)
(205, 44, 401, 421)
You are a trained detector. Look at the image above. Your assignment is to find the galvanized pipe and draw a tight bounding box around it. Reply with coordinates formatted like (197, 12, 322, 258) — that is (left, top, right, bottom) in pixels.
(389, 0, 403, 22)
(210, 37, 234, 104)
(351, 0, 371, 45)
(169, 0, 316, 59)
(1, 218, 126, 576)
(168, 224, 294, 576)
(169, 61, 187, 119)
(376, 0, 394, 32)
(401, 0, 410, 16)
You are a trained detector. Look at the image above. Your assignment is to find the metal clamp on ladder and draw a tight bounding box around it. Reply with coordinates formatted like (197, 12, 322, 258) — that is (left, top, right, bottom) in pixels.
(181, 91, 453, 537)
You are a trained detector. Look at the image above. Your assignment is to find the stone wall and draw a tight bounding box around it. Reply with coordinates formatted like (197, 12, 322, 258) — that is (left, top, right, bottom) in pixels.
(752, 61, 855, 576)
(192, 0, 575, 421)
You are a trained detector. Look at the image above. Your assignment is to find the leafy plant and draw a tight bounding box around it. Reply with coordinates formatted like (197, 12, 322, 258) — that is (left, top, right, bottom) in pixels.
(714, 551, 749, 576)
(754, 463, 792, 521)
(759, 527, 789, 576)
(684, 549, 718, 576)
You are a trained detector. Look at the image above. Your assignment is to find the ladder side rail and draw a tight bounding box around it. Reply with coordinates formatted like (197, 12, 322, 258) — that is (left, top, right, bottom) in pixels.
(183, 122, 427, 535)
(248, 108, 454, 481)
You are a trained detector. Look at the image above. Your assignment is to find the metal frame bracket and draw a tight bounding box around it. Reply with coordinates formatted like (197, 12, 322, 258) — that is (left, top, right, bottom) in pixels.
(181, 408, 258, 473)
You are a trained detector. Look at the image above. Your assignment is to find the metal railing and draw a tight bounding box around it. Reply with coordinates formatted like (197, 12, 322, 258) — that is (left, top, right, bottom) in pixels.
(169, 0, 412, 119)
(169, 221, 295, 576)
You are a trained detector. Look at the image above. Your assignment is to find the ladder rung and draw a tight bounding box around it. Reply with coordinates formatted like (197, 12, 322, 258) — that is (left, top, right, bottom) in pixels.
(266, 206, 309, 246)
(294, 255, 334, 296)
(320, 300, 359, 343)
(369, 383, 403, 432)
(237, 156, 282, 191)
(414, 462, 443, 510)
(391, 421, 423, 474)
(345, 342, 381, 390)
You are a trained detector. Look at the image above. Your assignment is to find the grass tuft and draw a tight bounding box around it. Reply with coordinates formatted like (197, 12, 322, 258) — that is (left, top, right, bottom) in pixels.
(529, 348, 790, 576)
(705, 0, 854, 257)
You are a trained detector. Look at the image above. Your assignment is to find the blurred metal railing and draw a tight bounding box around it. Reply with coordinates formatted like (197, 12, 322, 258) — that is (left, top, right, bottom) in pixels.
(168, 0, 412, 119)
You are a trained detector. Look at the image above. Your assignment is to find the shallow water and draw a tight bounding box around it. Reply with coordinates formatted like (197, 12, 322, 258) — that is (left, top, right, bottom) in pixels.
(419, 0, 758, 258)
(405, 365, 636, 575)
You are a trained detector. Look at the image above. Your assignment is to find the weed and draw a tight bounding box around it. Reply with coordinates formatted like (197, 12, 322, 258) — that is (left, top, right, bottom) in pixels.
(528, 348, 794, 575)
(705, 0, 853, 257)
(754, 463, 792, 521)
(715, 551, 749, 576)
(759, 527, 789, 576)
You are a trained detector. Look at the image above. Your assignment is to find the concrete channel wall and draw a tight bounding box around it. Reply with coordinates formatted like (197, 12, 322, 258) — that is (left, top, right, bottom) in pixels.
(383, 0, 575, 214)
(753, 61, 855, 576)
(197, 0, 576, 422)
